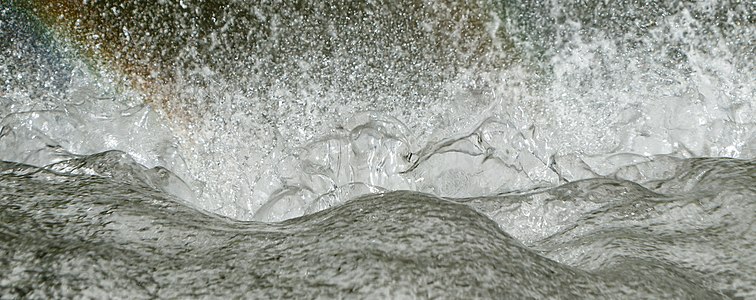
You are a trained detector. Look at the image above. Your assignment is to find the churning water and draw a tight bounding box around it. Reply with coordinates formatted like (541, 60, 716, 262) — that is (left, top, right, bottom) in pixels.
(1, 0, 754, 298)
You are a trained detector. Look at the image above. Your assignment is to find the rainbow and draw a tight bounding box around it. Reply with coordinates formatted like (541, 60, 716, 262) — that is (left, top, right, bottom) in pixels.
(13, 1, 185, 110)
(12, 0, 513, 122)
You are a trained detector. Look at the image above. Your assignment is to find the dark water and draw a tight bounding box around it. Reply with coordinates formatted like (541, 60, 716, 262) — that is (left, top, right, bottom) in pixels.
(2, 155, 752, 298)
(1, 0, 754, 298)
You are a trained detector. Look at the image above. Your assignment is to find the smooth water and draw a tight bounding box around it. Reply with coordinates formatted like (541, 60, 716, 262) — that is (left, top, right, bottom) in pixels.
(1, 0, 754, 298)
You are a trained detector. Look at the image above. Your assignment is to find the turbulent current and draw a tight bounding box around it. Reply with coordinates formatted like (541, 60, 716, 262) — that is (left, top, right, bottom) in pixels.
(1, 0, 754, 299)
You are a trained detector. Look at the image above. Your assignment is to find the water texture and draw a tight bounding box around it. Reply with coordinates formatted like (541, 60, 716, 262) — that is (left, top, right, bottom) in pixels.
(1, 0, 754, 298)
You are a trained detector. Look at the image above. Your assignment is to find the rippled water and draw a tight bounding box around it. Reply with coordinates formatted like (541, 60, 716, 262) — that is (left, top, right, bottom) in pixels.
(1, 0, 754, 298)
(2, 156, 752, 298)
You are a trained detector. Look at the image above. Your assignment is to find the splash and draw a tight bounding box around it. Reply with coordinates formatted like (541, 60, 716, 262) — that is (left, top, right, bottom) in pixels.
(2, 0, 753, 221)
(1, 1, 754, 297)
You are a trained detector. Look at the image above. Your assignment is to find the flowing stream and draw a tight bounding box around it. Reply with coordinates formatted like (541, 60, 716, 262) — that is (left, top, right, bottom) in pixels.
(1, 1, 754, 298)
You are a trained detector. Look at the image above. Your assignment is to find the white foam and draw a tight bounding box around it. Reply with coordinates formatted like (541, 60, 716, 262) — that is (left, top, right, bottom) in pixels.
(1, 1, 752, 222)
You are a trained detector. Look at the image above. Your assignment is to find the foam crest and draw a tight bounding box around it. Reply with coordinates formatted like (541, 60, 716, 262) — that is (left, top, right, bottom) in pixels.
(1, 0, 753, 223)
(250, 113, 414, 221)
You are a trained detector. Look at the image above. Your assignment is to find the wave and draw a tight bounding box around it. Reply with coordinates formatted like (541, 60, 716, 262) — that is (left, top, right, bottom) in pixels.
(1, 0, 754, 298)
(2, 155, 751, 298)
